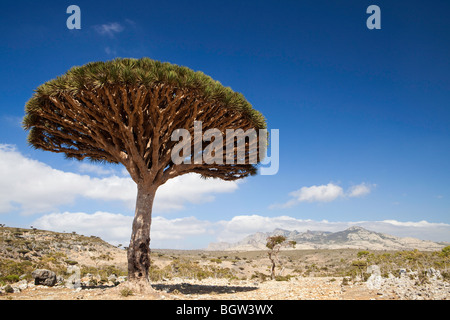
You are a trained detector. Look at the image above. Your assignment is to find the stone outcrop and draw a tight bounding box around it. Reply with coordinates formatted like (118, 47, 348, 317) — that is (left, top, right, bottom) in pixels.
(32, 269, 57, 286)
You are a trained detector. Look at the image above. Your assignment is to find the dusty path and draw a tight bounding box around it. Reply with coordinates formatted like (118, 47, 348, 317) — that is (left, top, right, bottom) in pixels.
(0, 277, 386, 300)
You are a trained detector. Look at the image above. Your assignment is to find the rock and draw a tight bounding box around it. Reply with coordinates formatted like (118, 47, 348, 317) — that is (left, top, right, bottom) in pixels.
(366, 274, 382, 290)
(4, 284, 14, 294)
(107, 274, 117, 282)
(365, 265, 382, 290)
(367, 265, 381, 276)
(65, 281, 80, 289)
(32, 269, 57, 286)
(65, 265, 81, 289)
(15, 280, 28, 290)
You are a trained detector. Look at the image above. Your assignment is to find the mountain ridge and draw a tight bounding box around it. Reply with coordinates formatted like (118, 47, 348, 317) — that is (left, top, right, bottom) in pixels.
(206, 226, 447, 251)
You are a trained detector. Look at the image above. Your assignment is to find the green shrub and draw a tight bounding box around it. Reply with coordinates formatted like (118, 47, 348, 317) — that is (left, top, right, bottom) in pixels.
(3, 274, 20, 283)
(415, 271, 430, 286)
(210, 258, 222, 264)
(275, 275, 293, 281)
(351, 260, 367, 267)
(120, 288, 134, 297)
(251, 271, 269, 282)
(0, 259, 34, 284)
(357, 251, 370, 258)
(341, 277, 350, 286)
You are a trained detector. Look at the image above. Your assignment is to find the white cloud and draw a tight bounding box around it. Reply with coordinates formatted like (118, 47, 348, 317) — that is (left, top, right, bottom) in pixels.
(0, 144, 135, 214)
(155, 174, 239, 212)
(77, 162, 119, 176)
(0, 144, 239, 215)
(2, 115, 22, 127)
(291, 183, 344, 203)
(93, 22, 124, 37)
(32, 212, 450, 248)
(215, 215, 341, 243)
(214, 215, 450, 244)
(151, 216, 211, 240)
(0, 144, 94, 214)
(104, 46, 117, 56)
(272, 182, 374, 208)
(32, 211, 211, 247)
(33, 211, 132, 245)
(347, 183, 375, 198)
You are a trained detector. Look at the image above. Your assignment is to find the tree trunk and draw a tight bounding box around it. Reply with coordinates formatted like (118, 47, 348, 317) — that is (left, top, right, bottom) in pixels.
(127, 184, 157, 284)
(268, 252, 276, 280)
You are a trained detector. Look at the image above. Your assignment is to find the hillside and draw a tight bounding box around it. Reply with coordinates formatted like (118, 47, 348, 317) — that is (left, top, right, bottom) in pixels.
(1, 225, 449, 300)
(0, 226, 127, 280)
(206, 226, 447, 251)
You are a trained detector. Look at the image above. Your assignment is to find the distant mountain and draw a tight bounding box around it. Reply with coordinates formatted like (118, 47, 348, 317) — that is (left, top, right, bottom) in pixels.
(206, 226, 446, 251)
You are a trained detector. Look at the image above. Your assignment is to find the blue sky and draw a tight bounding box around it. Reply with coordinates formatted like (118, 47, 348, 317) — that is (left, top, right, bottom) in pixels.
(0, 0, 449, 248)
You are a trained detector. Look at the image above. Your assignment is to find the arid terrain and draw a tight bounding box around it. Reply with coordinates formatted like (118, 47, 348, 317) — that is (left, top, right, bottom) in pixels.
(0, 226, 449, 300)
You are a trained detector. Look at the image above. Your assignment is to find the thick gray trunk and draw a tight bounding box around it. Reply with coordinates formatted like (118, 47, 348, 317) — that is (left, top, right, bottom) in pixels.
(127, 184, 157, 282)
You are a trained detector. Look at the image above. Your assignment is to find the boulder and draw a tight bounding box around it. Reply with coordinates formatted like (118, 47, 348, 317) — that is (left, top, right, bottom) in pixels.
(15, 280, 28, 291)
(32, 269, 57, 286)
(366, 274, 382, 289)
(4, 284, 14, 293)
(366, 265, 382, 290)
(367, 265, 381, 276)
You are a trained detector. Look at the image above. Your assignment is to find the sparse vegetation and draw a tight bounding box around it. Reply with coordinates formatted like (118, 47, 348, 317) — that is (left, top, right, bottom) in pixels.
(266, 236, 296, 280)
(0, 226, 126, 287)
(147, 258, 235, 281)
(120, 287, 134, 297)
(1, 225, 449, 299)
(275, 275, 293, 281)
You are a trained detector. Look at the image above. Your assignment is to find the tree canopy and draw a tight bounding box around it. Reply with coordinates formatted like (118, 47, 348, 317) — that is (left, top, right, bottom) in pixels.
(23, 58, 267, 185)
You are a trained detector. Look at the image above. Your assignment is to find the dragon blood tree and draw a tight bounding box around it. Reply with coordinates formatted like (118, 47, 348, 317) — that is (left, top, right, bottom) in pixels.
(23, 58, 266, 290)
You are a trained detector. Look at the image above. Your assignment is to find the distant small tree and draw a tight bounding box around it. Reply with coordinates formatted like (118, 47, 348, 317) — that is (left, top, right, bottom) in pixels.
(266, 235, 296, 280)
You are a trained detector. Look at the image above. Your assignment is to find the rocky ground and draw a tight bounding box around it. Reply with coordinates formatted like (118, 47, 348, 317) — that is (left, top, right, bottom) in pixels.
(1, 271, 448, 300)
(0, 277, 386, 300)
(1, 226, 449, 300)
